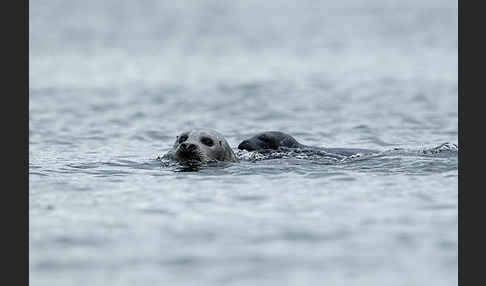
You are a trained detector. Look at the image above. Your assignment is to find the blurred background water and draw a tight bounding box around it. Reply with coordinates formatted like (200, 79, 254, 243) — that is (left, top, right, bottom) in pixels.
(29, 0, 457, 285)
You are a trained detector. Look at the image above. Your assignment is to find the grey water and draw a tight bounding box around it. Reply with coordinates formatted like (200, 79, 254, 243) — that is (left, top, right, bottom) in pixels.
(29, 0, 458, 285)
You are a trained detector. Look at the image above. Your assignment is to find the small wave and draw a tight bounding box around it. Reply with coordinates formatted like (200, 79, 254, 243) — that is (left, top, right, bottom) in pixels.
(235, 148, 349, 164)
(235, 150, 268, 161)
(157, 142, 458, 174)
(421, 142, 458, 155)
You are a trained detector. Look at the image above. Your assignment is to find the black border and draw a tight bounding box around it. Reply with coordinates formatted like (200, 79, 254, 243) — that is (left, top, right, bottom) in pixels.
(457, 0, 462, 284)
(4, 0, 28, 285)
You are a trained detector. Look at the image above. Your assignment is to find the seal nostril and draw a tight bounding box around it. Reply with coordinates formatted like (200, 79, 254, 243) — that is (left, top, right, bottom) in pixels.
(187, 144, 197, 151)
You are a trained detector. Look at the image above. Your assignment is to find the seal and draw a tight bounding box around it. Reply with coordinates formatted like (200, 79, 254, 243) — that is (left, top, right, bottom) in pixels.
(165, 128, 238, 163)
(238, 131, 377, 156)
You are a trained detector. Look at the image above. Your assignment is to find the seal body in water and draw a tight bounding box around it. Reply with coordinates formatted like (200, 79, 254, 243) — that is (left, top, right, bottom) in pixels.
(165, 128, 238, 163)
(238, 131, 377, 156)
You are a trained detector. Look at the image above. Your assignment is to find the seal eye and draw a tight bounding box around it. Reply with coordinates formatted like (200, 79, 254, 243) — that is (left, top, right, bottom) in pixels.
(178, 134, 188, 143)
(200, 136, 214, 147)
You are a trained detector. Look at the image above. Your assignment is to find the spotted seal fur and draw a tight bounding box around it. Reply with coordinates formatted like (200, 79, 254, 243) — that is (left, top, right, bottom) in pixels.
(238, 131, 377, 156)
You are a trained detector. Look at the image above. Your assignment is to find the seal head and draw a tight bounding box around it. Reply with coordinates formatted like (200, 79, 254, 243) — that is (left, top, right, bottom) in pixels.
(238, 131, 302, 151)
(168, 128, 238, 163)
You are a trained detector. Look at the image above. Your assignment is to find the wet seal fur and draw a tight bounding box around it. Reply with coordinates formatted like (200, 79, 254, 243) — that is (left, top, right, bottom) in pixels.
(165, 128, 238, 163)
(238, 131, 377, 156)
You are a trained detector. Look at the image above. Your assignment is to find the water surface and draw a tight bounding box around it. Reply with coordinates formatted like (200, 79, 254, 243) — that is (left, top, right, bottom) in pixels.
(29, 1, 457, 285)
